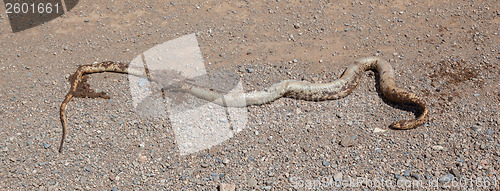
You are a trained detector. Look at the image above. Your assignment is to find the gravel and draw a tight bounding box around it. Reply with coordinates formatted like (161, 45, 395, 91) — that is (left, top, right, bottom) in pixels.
(0, 0, 498, 190)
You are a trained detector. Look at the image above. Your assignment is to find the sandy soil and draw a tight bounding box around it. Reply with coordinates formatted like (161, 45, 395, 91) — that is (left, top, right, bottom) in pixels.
(0, 0, 498, 190)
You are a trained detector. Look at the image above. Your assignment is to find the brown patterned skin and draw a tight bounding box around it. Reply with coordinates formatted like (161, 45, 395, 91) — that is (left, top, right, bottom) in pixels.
(59, 57, 429, 153)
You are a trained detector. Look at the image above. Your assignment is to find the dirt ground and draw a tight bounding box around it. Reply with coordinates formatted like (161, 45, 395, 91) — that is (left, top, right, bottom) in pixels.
(0, 0, 498, 190)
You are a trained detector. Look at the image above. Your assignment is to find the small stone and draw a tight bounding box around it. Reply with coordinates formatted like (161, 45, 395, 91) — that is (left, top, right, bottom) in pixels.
(473, 93, 480, 97)
(322, 160, 330, 166)
(2, 147, 8, 152)
(262, 186, 272, 190)
(246, 67, 254, 73)
(294, 23, 300, 29)
(222, 158, 230, 164)
(292, 59, 298, 63)
(340, 135, 357, 147)
(395, 174, 403, 180)
(84, 19, 89, 22)
(132, 161, 139, 167)
(486, 129, 494, 134)
(403, 170, 410, 177)
(248, 178, 257, 188)
(431, 145, 444, 151)
(219, 183, 236, 191)
(111, 187, 119, 191)
(170, 1, 174, 5)
(201, 162, 209, 168)
(412, 173, 421, 180)
(138, 155, 147, 163)
(267, 171, 275, 177)
(334, 172, 342, 181)
(43, 143, 51, 149)
(480, 143, 486, 150)
(438, 174, 455, 183)
(471, 125, 481, 131)
(211, 173, 218, 180)
(373, 128, 386, 133)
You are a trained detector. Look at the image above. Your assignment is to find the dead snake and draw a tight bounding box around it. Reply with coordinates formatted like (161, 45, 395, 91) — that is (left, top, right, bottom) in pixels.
(59, 57, 429, 153)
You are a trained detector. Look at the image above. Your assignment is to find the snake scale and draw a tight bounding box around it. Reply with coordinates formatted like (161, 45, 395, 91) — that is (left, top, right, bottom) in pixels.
(59, 57, 429, 153)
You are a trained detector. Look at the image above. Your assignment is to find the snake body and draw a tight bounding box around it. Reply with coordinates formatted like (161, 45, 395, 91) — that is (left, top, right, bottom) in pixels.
(59, 57, 429, 153)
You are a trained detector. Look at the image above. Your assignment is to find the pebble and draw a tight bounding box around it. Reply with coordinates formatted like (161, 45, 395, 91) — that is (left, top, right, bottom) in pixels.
(471, 125, 481, 131)
(340, 135, 357, 147)
(111, 187, 119, 191)
(219, 183, 236, 191)
(138, 155, 147, 163)
(247, 67, 254, 73)
(262, 186, 272, 190)
(403, 170, 410, 177)
(322, 160, 330, 166)
(292, 59, 298, 63)
(43, 143, 51, 149)
(373, 127, 386, 133)
(294, 23, 300, 29)
(334, 172, 342, 181)
(248, 178, 257, 188)
(201, 162, 209, 168)
(211, 173, 218, 180)
(431, 145, 444, 151)
(412, 173, 421, 180)
(438, 174, 455, 183)
(395, 174, 403, 180)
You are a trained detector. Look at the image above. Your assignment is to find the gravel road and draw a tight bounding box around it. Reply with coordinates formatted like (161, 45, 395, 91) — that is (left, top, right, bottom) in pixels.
(0, 0, 498, 190)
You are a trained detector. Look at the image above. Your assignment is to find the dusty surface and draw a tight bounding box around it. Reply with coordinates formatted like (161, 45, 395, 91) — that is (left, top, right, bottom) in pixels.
(0, 0, 498, 190)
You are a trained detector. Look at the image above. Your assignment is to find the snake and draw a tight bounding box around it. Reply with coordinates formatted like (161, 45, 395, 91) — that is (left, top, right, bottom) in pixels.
(58, 57, 429, 153)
